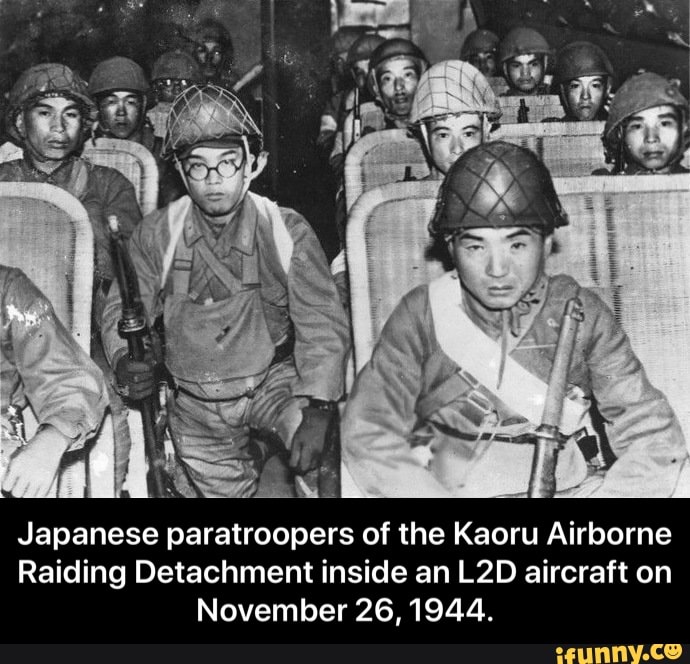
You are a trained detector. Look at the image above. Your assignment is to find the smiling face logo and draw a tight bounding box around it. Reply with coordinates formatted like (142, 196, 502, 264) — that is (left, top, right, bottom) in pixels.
(663, 645, 682, 660)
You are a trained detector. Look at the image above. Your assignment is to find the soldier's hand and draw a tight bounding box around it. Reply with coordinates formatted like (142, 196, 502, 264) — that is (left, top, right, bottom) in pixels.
(2, 425, 70, 498)
(115, 354, 156, 400)
(289, 404, 335, 473)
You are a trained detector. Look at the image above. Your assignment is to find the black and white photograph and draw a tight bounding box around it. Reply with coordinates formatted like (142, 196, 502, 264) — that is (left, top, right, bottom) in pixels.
(0, 0, 688, 501)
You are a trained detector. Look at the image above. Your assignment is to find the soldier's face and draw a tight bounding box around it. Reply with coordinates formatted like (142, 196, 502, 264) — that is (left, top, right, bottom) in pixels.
(427, 113, 483, 174)
(196, 40, 223, 80)
(564, 75, 608, 120)
(624, 105, 682, 172)
(450, 226, 551, 311)
(97, 91, 143, 139)
(180, 145, 251, 218)
(376, 57, 420, 117)
(469, 51, 496, 78)
(506, 55, 544, 94)
(17, 96, 82, 162)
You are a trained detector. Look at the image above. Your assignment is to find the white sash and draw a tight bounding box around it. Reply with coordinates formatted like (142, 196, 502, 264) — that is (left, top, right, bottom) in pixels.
(428, 271, 589, 435)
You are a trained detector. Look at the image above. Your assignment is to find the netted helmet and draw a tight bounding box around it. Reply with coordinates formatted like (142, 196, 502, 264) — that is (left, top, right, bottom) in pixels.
(89, 56, 149, 97)
(430, 141, 568, 236)
(346, 33, 386, 66)
(602, 71, 690, 166)
(498, 26, 551, 65)
(554, 41, 613, 86)
(151, 50, 203, 83)
(162, 84, 262, 160)
(5, 63, 97, 144)
(460, 29, 499, 60)
(409, 60, 501, 125)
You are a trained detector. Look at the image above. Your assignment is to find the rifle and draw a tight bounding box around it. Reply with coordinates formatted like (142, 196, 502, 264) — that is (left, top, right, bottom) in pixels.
(527, 297, 585, 498)
(107, 215, 174, 498)
(517, 98, 529, 124)
(351, 85, 361, 148)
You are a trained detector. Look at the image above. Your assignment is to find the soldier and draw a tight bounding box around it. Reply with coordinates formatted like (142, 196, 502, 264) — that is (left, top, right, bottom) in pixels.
(0, 63, 142, 494)
(147, 50, 203, 142)
(368, 37, 429, 129)
(498, 26, 551, 96)
(88, 56, 155, 150)
(549, 41, 613, 122)
(101, 85, 350, 498)
(147, 50, 203, 206)
(595, 71, 690, 175)
(317, 31, 384, 155)
(185, 18, 237, 89)
(460, 28, 500, 79)
(0, 63, 142, 312)
(408, 59, 501, 178)
(1, 265, 108, 498)
(342, 141, 687, 498)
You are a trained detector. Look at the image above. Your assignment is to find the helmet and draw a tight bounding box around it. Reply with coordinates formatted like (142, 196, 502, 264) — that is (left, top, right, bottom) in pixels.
(187, 17, 232, 47)
(409, 60, 501, 125)
(88, 56, 149, 97)
(162, 84, 262, 160)
(369, 38, 428, 74)
(151, 50, 203, 83)
(554, 41, 613, 86)
(460, 29, 499, 60)
(5, 63, 97, 144)
(602, 71, 689, 166)
(498, 26, 551, 65)
(331, 25, 371, 58)
(430, 141, 568, 236)
(346, 33, 386, 66)
(368, 38, 429, 101)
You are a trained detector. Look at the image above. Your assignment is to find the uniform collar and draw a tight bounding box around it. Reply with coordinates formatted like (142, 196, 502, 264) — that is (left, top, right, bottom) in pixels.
(185, 195, 257, 256)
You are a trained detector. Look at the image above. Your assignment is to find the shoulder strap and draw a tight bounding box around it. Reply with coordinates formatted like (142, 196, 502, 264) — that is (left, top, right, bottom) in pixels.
(66, 158, 91, 201)
(160, 195, 193, 292)
(428, 272, 589, 435)
(248, 191, 293, 276)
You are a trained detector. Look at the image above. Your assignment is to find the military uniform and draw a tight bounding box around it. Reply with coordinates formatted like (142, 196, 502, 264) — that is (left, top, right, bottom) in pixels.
(343, 271, 688, 498)
(1, 266, 107, 459)
(0, 155, 141, 298)
(101, 193, 350, 497)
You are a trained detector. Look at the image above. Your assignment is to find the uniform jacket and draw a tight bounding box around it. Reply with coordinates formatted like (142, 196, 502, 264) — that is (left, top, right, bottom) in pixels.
(1, 266, 108, 449)
(0, 155, 142, 284)
(342, 272, 687, 498)
(101, 193, 350, 402)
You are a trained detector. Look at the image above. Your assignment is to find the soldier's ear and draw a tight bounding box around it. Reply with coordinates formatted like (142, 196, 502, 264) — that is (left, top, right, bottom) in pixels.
(249, 150, 268, 179)
(15, 112, 26, 138)
(543, 233, 554, 256)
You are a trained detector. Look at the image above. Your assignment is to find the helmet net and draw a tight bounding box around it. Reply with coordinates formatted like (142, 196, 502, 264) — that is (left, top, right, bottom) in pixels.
(410, 60, 501, 124)
(163, 84, 262, 159)
(431, 141, 567, 235)
(6, 63, 96, 143)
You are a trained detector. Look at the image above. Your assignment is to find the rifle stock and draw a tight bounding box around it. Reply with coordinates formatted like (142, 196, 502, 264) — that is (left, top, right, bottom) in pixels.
(528, 296, 585, 498)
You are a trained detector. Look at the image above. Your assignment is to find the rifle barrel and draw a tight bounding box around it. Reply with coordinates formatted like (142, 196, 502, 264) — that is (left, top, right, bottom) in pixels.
(528, 297, 584, 498)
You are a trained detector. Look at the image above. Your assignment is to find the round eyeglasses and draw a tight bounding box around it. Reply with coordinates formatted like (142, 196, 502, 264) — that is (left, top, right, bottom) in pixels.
(183, 156, 244, 181)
